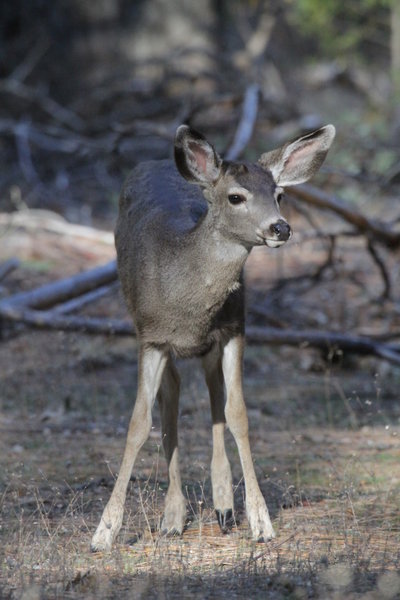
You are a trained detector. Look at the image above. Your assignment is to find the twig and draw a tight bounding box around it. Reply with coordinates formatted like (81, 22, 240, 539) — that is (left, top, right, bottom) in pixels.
(225, 84, 260, 161)
(268, 235, 336, 295)
(367, 240, 391, 300)
(295, 228, 360, 244)
(0, 117, 112, 155)
(0, 258, 20, 283)
(310, 234, 336, 281)
(15, 121, 40, 184)
(0, 78, 85, 131)
(290, 184, 400, 249)
(9, 39, 49, 83)
(235, 3, 276, 67)
(51, 283, 119, 315)
(287, 196, 324, 235)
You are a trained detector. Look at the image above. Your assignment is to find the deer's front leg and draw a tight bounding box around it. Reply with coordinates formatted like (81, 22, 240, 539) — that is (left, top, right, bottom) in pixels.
(222, 336, 275, 542)
(202, 345, 234, 532)
(91, 346, 167, 552)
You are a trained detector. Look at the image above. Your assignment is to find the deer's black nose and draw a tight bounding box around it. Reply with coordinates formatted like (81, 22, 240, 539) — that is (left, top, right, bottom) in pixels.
(269, 219, 291, 241)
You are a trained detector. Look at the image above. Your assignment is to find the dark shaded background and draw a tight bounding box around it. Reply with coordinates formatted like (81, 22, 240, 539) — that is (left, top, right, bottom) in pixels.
(1, 0, 398, 225)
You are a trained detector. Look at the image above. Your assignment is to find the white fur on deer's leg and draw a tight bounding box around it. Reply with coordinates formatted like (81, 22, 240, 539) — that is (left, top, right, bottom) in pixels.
(211, 421, 234, 531)
(222, 336, 275, 542)
(158, 357, 186, 535)
(203, 348, 234, 532)
(91, 347, 167, 551)
(161, 447, 186, 534)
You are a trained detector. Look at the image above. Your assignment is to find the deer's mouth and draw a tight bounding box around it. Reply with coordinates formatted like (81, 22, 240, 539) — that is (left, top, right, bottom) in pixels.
(256, 233, 288, 248)
(264, 238, 287, 248)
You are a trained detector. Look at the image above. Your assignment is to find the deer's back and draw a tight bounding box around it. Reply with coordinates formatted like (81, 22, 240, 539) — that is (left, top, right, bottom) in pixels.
(119, 160, 206, 233)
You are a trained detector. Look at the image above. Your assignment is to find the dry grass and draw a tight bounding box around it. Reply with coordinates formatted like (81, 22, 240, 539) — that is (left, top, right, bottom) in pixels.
(1, 423, 399, 599)
(1, 233, 400, 599)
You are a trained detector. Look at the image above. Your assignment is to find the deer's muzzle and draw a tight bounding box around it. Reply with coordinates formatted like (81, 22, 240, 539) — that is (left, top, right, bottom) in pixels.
(257, 219, 292, 248)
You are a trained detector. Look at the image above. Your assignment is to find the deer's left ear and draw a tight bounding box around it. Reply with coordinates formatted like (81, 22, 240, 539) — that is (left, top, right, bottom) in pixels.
(174, 125, 222, 186)
(259, 125, 335, 186)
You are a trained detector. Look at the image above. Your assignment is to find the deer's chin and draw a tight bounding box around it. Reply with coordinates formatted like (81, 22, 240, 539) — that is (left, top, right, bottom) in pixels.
(264, 238, 286, 248)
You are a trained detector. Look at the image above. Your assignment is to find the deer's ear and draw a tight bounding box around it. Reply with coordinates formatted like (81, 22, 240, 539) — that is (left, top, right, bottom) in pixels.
(259, 125, 335, 186)
(174, 125, 222, 185)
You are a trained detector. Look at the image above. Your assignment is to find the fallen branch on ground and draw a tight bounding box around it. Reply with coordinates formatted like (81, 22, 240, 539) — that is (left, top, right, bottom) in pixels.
(0, 260, 117, 311)
(1, 300, 399, 365)
(0, 305, 131, 336)
(246, 326, 400, 365)
(0, 209, 114, 245)
(51, 283, 119, 315)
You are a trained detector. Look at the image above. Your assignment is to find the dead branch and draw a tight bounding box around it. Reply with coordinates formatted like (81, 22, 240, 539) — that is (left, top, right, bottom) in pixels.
(0, 78, 85, 131)
(290, 183, 400, 249)
(9, 39, 50, 84)
(366, 240, 391, 300)
(0, 258, 20, 283)
(15, 121, 41, 184)
(0, 260, 117, 311)
(225, 84, 260, 161)
(288, 196, 325, 235)
(306, 234, 336, 283)
(1, 300, 400, 366)
(268, 235, 336, 295)
(245, 326, 400, 366)
(51, 283, 119, 315)
(0, 305, 132, 336)
(0, 117, 115, 156)
(236, 5, 275, 63)
(0, 209, 114, 245)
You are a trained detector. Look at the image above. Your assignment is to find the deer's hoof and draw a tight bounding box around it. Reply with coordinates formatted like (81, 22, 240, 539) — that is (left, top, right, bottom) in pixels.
(216, 508, 235, 533)
(90, 521, 117, 552)
(161, 527, 182, 537)
(246, 497, 276, 542)
(161, 493, 186, 536)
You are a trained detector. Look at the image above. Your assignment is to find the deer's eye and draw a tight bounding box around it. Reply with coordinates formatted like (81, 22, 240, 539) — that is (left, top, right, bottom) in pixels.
(228, 194, 246, 205)
(276, 189, 284, 204)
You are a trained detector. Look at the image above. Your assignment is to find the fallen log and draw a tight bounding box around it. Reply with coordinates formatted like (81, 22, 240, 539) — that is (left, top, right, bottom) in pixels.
(246, 326, 400, 365)
(0, 305, 133, 336)
(0, 209, 115, 245)
(1, 301, 399, 366)
(0, 260, 117, 311)
(51, 283, 119, 315)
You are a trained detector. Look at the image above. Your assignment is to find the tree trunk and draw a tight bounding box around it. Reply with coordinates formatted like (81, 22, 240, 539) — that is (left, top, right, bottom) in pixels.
(391, 0, 400, 123)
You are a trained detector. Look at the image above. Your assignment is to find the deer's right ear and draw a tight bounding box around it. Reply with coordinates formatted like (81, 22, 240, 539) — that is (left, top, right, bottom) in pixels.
(174, 125, 222, 186)
(258, 125, 336, 187)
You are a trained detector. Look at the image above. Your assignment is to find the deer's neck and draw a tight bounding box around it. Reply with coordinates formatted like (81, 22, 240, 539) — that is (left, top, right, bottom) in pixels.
(187, 211, 249, 300)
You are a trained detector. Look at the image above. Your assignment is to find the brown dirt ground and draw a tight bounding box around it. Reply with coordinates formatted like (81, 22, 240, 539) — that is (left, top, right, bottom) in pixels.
(1, 217, 400, 599)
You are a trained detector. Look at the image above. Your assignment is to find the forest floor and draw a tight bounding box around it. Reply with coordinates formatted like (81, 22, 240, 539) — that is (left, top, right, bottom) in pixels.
(1, 216, 399, 600)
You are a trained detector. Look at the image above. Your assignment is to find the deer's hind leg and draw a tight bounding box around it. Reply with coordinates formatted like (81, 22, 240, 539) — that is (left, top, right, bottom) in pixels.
(157, 355, 186, 535)
(202, 344, 234, 532)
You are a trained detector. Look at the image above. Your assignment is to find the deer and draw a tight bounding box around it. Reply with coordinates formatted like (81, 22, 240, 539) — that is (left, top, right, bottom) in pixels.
(91, 123, 335, 551)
